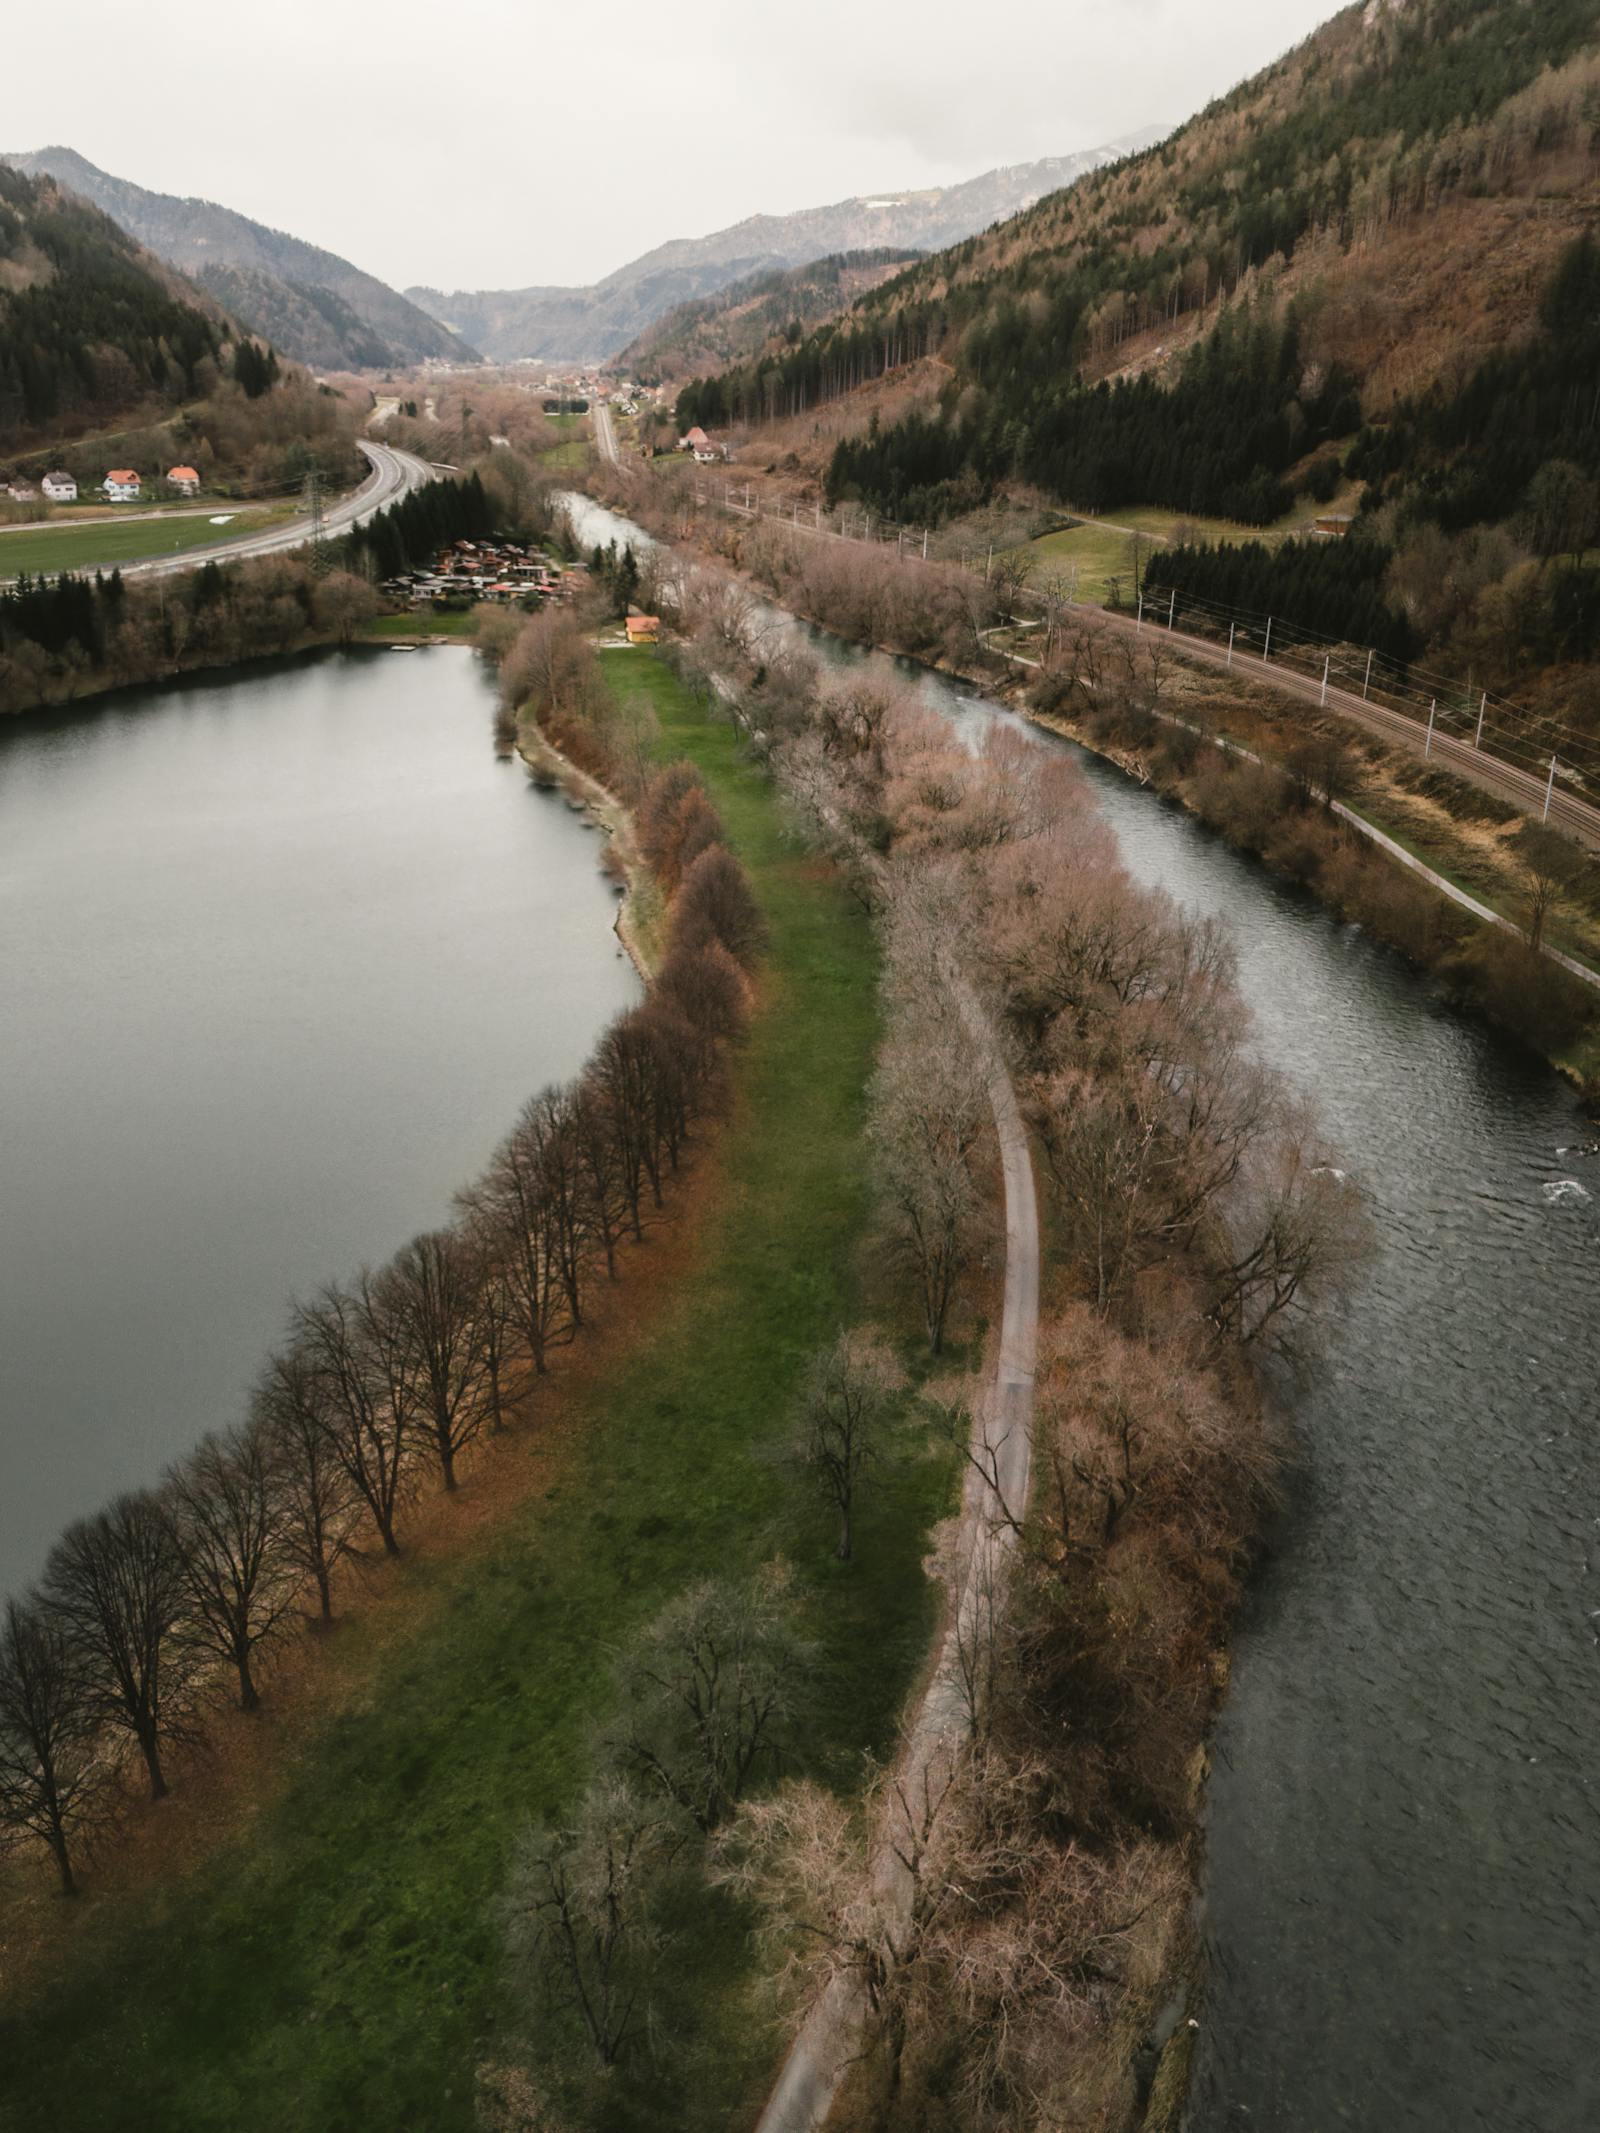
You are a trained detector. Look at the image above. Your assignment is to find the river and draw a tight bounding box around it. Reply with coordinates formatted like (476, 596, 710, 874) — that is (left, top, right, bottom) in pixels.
(0, 646, 638, 1603)
(569, 494, 1600, 2131)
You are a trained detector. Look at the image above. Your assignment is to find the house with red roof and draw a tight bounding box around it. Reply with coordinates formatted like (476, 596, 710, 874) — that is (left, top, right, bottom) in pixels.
(166, 466, 201, 497)
(102, 469, 141, 501)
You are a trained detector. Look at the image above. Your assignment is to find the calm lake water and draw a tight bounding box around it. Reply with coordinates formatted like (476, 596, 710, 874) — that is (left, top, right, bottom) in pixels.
(571, 494, 1600, 2131)
(0, 647, 638, 1602)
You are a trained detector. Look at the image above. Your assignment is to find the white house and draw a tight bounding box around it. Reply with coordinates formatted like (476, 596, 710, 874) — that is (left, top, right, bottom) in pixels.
(103, 469, 141, 502)
(6, 479, 36, 502)
(41, 471, 77, 503)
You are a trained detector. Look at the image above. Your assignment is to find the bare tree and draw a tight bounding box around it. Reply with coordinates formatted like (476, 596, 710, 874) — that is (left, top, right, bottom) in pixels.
(0, 1595, 107, 1894)
(868, 1007, 989, 1355)
(572, 1075, 630, 1280)
(671, 847, 767, 971)
(591, 1010, 664, 1236)
(504, 1779, 673, 2069)
(465, 1091, 584, 1375)
(378, 1230, 489, 1492)
(654, 939, 749, 1054)
(293, 1278, 415, 1556)
(1207, 1129, 1369, 1352)
(253, 1347, 360, 1624)
(1516, 823, 1580, 952)
(468, 1246, 520, 1437)
(167, 1425, 297, 1711)
(797, 1329, 906, 1561)
(612, 1578, 805, 1833)
(43, 1492, 193, 1801)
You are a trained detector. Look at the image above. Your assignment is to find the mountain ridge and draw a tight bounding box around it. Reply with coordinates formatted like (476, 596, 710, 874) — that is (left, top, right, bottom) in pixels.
(3, 148, 479, 372)
(408, 132, 1164, 363)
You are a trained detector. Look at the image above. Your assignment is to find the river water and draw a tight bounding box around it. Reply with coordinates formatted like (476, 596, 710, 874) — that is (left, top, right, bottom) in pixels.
(570, 494, 1600, 2131)
(0, 647, 638, 1603)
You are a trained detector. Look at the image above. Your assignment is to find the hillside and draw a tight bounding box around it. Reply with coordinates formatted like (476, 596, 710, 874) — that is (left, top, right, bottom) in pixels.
(678, 0, 1600, 715)
(4, 148, 479, 372)
(408, 134, 1160, 362)
(615, 248, 922, 383)
(0, 163, 225, 449)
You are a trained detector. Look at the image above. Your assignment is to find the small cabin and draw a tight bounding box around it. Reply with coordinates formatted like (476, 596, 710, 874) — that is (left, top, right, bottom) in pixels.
(166, 466, 201, 497)
(103, 469, 141, 502)
(625, 615, 661, 645)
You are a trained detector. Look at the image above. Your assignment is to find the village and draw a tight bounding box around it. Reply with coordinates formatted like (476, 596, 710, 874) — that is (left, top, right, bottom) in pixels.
(1, 464, 204, 509)
(381, 535, 587, 612)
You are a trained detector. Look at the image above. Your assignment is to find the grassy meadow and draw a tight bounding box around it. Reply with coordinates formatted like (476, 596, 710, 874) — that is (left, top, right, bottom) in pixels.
(0, 507, 288, 579)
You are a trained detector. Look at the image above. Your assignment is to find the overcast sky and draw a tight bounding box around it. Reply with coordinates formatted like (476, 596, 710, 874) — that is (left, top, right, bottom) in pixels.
(13, 0, 1349, 292)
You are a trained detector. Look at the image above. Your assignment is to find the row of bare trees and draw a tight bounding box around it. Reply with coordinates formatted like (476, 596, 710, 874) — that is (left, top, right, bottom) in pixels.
(0, 744, 765, 1900)
(649, 575, 1369, 2125)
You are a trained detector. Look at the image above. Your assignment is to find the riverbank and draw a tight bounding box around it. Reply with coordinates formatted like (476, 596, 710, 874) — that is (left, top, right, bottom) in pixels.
(0, 651, 964, 2133)
(581, 471, 1600, 1101)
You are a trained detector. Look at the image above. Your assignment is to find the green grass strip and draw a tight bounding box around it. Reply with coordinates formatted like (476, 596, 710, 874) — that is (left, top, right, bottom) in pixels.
(0, 509, 285, 578)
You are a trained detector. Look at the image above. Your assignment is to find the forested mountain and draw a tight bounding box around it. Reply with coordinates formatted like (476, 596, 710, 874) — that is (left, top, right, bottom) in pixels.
(3, 148, 478, 372)
(0, 163, 225, 447)
(409, 135, 1160, 362)
(683, 0, 1600, 503)
(616, 249, 922, 383)
(678, 0, 1600, 698)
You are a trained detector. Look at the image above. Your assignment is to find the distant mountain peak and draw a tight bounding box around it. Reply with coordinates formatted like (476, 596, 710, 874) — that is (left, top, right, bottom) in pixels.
(408, 133, 1163, 365)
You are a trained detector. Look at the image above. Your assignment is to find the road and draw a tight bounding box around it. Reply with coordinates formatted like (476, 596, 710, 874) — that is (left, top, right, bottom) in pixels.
(591, 400, 622, 471)
(756, 968, 1040, 2133)
(120, 441, 436, 580)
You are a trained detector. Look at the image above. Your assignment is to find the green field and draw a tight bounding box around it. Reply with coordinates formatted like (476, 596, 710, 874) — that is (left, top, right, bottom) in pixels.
(1017, 493, 1358, 605)
(0, 508, 287, 578)
(0, 653, 954, 2132)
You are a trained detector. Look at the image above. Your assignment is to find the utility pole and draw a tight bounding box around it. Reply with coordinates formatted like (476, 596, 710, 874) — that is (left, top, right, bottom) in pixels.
(1424, 699, 1436, 757)
(1321, 653, 1330, 707)
(1544, 754, 1558, 823)
(1363, 647, 1374, 701)
(1475, 690, 1487, 748)
(304, 469, 330, 577)
(1263, 616, 1273, 663)
(1168, 588, 1177, 629)
(1137, 591, 1145, 632)
(1227, 621, 1235, 668)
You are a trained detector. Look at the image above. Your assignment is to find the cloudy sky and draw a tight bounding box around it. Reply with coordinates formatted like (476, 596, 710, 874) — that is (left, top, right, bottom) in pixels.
(13, 0, 1350, 292)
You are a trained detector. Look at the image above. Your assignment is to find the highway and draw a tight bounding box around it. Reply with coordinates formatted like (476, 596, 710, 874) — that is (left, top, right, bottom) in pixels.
(121, 440, 436, 580)
(591, 399, 622, 471)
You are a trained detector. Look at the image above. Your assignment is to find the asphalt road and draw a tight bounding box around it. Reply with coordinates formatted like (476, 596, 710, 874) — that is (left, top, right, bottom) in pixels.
(121, 440, 436, 580)
(591, 400, 621, 470)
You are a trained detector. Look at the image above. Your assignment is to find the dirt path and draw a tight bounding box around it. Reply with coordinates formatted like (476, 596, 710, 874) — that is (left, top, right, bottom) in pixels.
(755, 974, 1039, 2133)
